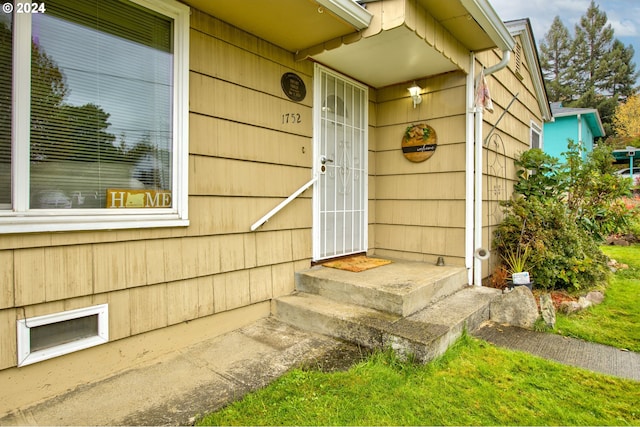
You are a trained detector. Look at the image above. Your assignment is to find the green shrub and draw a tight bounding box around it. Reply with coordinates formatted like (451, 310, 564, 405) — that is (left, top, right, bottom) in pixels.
(564, 142, 632, 240)
(493, 144, 630, 291)
(513, 148, 567, 200)
(494, 197, 608, 291)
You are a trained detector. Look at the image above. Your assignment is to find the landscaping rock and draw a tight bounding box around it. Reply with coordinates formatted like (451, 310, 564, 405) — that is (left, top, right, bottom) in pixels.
(578, 296, 593, 310)
(559, 301, 582, 314)
(540, 293, 556, 328)
(608, 238, 630, 246)
(607, 259, 629, 272)
(490, 286, 539, 329)
(585, 291, 604, 305)
(607, 234, 639, 246)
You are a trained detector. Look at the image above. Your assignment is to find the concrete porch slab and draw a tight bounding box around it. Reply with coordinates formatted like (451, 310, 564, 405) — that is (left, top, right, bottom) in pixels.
(296, 259, 468, 316)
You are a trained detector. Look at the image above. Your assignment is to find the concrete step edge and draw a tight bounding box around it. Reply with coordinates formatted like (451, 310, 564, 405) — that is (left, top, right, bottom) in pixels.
(273, 288, 499, 363)
(295, 267, 469, 316)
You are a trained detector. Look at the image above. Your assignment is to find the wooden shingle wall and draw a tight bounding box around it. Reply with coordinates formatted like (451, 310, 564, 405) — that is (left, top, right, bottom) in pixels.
(373, 71, 468, 265)
(0, 13, 547, 416)
(0, 9, 315, 373)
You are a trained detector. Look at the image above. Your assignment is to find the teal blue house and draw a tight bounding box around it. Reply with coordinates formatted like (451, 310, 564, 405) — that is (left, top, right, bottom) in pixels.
(543, 102, 605, 161)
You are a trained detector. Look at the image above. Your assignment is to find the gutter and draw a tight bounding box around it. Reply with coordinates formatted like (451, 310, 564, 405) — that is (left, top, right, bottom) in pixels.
(460, 0, 515, 52)
(317, 0, 373, 29)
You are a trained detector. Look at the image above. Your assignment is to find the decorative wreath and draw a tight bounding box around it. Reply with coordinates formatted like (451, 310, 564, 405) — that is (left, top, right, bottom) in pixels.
(402, 123, 437, 163)
(405, 124, 431, 141)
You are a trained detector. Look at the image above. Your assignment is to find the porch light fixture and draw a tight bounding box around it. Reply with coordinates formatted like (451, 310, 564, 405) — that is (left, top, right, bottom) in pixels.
(408, 82, 422, 108)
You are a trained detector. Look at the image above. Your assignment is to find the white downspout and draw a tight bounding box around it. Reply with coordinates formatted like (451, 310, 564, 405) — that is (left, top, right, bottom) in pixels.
(465, 53, 476, 285)
(473, 50, 511, 287)
(473, 100, 484, 287)
(484, 50, 511, 76)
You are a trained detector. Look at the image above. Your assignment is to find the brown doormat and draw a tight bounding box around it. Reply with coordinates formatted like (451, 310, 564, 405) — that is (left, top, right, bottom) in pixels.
(322, 255, 392, 272)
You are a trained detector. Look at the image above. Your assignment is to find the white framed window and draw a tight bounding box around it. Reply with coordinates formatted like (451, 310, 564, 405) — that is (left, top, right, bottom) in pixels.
(530, 120, 542, 149)
(1, 0, 189, 233)
(17, 304, 109, 366)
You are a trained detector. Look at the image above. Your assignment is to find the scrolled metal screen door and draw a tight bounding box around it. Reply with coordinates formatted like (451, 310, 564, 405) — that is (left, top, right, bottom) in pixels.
(313, 65, 368, 261)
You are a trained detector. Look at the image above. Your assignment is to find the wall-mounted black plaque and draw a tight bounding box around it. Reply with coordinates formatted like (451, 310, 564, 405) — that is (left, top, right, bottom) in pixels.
(281, 72, 306, 102)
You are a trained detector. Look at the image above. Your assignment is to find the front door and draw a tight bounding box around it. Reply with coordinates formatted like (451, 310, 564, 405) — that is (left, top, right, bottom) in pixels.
(313, 65, 368, 261)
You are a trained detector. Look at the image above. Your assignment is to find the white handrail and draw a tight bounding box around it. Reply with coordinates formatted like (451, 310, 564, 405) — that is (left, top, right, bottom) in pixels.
(250, 175, 318, 231)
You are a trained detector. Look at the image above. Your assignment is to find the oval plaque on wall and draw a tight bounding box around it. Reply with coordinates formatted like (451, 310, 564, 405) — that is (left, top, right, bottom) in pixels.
(402, 123, 437, 163)
(281, 72, 306, 102)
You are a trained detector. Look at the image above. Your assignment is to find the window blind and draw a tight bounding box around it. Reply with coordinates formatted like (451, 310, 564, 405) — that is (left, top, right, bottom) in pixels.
(30, 0, 173, 209)
(0, 12, 12, 207)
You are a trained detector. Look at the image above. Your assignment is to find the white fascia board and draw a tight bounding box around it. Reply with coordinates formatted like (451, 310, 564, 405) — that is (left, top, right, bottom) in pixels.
(460, 0, 515, 52)
(316, 0, 373, 29)
(506, 19, 552, 121)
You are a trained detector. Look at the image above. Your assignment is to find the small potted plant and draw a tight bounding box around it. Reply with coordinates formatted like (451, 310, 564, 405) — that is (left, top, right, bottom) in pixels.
(502, 245, 533, 290)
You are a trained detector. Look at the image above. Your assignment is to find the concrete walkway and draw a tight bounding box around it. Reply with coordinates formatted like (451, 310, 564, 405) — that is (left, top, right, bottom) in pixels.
(473, 322, 640, 382)
(2, 318, 638, 426)
(0, 318, 367, 426)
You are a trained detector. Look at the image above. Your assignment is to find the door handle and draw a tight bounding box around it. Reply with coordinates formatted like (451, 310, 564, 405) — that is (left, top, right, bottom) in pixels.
(320, 155, 334, 164)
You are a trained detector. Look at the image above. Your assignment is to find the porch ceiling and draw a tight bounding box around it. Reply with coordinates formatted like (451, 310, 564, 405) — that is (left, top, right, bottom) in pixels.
(184, 0, 362, 52)
(185, 0, 509, 88)
(310, 26, 458, 88)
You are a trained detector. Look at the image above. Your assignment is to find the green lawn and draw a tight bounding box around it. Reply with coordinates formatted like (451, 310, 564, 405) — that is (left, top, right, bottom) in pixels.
(198, 334, 640, 426)
(197, 245, 640, 426)
(555, 244, 640, 352)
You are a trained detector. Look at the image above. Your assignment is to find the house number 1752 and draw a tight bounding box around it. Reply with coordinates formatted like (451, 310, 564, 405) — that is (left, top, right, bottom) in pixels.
(282, 113, 301, 124)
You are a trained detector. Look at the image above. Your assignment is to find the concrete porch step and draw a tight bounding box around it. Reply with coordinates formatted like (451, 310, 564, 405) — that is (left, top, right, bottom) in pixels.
(272, 286, 500, 363)
(295, 261, 468, 317)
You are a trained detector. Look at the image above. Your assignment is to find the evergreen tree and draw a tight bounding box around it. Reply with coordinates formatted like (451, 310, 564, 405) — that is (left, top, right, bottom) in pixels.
(539, 16, 574, 102)
(540, 1, 638, 138)
(602, 40, 638, 101)
(570, 0, 614, 95)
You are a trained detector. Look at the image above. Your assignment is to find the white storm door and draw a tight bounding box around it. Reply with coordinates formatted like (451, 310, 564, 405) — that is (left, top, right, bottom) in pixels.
(313, 65, 368, 261)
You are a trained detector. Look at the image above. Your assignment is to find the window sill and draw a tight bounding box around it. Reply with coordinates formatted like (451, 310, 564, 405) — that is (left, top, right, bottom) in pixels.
(0, 213, 189, 234)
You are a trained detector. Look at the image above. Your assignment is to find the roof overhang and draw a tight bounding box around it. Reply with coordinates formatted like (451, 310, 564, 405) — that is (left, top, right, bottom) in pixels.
(184, 0, 515, 88)
(183, 0, 372, 53)
(457, 0, 514, 52)
(303, 25, 460, 88)
(553, 109, 606, 137)
(304, 0, 516, 87)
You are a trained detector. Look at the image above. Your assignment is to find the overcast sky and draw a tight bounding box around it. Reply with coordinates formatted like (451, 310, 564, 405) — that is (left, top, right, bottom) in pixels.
(489, 0, 640, 81)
